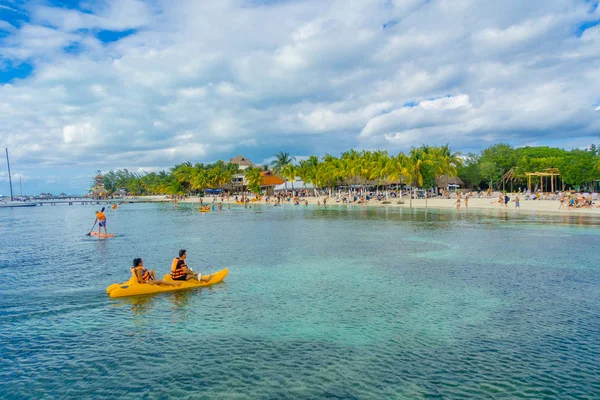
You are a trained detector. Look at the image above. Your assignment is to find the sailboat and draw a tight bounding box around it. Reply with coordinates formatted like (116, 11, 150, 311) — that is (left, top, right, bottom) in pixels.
(0, 148, 37, 208)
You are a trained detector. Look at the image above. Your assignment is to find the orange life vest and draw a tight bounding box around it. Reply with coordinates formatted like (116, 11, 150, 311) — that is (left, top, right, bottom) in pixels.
(131, 266, 151, 282)
(171, 257, 187, 279)
(96, 212, 106, 221)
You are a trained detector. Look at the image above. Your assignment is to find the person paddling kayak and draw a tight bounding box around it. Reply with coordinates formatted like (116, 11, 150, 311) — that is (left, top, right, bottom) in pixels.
(94, 207, 108, 236)
(171, 249, 213, 282)
(131, 258, 180, 287)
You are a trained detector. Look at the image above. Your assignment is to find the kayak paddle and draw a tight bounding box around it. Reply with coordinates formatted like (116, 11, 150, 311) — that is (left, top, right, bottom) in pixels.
(87, 219, 98, 236)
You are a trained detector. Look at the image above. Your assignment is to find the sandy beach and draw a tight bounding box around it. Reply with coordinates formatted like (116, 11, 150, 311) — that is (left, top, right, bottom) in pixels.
(131, 194, 600, 216)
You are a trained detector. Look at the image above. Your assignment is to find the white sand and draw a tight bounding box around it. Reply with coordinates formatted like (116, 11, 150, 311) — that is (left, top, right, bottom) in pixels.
(133, 194, 600, 216)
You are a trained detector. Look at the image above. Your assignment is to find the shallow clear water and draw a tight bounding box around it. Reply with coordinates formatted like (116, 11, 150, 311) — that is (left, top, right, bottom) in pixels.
(1, 203, 599, 399)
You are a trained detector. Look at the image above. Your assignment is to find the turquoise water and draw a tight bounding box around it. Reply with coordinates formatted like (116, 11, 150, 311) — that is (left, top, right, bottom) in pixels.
(1, 203, 599, 399)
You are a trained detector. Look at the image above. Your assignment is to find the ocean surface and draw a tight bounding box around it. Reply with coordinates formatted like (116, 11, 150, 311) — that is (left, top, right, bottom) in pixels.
(1, 202, 599, 399)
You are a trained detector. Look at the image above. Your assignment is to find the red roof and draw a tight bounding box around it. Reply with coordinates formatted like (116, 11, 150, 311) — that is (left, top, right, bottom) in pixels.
(260, 171, 284, 186)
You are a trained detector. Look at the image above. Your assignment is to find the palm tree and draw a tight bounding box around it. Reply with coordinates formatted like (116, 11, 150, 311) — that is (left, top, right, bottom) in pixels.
(404, 148, 430, 208)
(438, 144, 462, 175)
(306, 155, 320, 195)
(368, 150, 391, 196)
(404, 146, 457, 208)
(245, 167, 262, 196)
(296, 160, 310, 193)
(341, 149, 361, 195)
(281, 163, 297, 193)
(271, 151, 295, 173)
(171, 162, 194, 194)
(208, 165, 232, 189)
(191, 169, 208, 193)
(271, 151, 296, 191)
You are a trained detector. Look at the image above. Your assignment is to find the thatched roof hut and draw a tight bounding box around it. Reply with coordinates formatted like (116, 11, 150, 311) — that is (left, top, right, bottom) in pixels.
(229, 155, 254, 169)
(436, 175, 464, 187)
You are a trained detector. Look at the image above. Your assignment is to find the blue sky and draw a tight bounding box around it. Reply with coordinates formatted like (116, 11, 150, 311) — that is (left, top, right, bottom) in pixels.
(1, 0, 600, 195)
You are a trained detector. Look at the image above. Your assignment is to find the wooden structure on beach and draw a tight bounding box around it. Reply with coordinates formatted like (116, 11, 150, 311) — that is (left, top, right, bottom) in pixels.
(525, 168, 561, 192)
(500, 168, 517, 192)
(260, 171, 284, 195)
(91, 173, 109, 199)
(229, 155, 254, 170)
(230, 155, 254, 191)
(436, 175, 464, 189)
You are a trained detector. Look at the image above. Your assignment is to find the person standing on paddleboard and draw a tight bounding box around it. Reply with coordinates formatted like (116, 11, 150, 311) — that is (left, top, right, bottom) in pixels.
(95, 207, 108, 236)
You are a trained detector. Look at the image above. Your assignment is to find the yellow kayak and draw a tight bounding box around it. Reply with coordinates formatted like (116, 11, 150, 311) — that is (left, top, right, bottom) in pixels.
(106, 268, 229, 298)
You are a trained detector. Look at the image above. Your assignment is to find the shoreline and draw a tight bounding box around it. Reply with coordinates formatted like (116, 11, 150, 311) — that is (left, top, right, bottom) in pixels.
(127, 195, 600, 217)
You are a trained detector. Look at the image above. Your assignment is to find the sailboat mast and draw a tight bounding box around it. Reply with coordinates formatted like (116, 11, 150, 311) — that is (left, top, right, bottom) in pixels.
(6, 148, 14, 201)
(20, 176, 23, 199)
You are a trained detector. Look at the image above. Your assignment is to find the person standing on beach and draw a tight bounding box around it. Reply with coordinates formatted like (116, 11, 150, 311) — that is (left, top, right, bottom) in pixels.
(504, 194, 510, 208)
(559, 194, 564, 209)
(515, 195, 520, 209)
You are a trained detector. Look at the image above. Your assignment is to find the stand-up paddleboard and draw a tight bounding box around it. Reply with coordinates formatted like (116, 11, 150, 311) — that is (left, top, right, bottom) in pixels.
(90, 232, 115, 238)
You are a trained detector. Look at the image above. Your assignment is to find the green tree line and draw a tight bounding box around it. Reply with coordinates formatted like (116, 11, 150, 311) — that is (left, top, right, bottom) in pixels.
(101, 143, 600, 196)
(459, 143, 600, 190)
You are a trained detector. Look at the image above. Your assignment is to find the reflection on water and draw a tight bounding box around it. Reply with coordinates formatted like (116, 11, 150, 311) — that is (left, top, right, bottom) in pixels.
(125, 295, 156, 316)
(168, 289, 193, 311)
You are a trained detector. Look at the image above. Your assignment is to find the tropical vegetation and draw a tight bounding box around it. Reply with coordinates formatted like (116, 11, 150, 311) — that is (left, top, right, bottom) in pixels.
(100, 143, 600, 197)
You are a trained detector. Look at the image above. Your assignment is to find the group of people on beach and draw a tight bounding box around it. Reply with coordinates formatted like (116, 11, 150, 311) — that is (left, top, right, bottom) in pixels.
(558, 193, 597, 209)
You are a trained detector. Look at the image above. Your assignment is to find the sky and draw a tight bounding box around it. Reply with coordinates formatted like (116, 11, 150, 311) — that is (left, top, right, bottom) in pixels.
(1, 0, 599, 195)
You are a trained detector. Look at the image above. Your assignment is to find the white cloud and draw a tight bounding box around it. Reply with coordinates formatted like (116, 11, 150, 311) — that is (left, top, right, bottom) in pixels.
(31, 0, 152, 32)
(0, 0, 599, 193)
(63, 123, 96, 144)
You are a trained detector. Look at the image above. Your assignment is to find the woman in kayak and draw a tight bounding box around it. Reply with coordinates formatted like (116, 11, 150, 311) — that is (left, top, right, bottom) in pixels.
(171, 250, 212, 282)
(131, 258, 181, 287)
(95, 207, 108, 235)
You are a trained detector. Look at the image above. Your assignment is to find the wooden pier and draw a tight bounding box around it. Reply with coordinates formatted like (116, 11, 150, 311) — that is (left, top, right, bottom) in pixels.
(33, 198, 171, 206)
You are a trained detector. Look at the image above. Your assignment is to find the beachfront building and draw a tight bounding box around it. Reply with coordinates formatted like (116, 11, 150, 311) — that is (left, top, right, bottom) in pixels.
(436, 175, 464, 193)
(230, 155, 254, 171)
(113, 188, 128, 198)
(230, 155, 255, 191)
(525, 168, 562, 193)
(90, 172, 109, 199)
(260, 171, 285, 195)
(274, 177, 316, 195)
